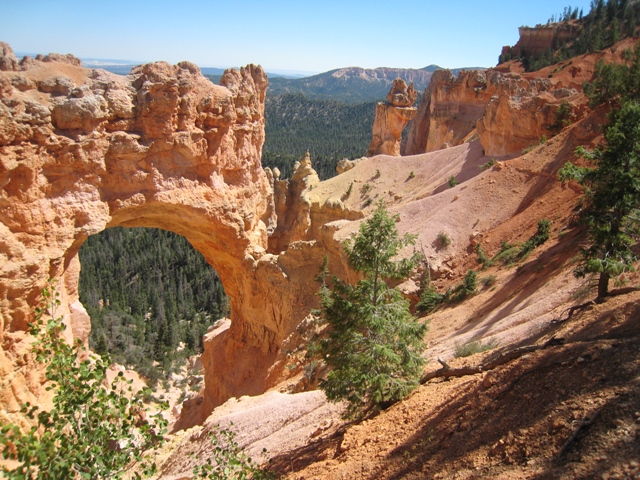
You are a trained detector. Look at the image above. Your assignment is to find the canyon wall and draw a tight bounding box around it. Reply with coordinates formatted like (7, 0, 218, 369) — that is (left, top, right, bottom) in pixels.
(0, 43, 328, 427)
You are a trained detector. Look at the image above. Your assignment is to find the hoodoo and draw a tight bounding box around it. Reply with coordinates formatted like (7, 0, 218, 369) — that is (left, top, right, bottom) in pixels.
(367, 78, 417, 157)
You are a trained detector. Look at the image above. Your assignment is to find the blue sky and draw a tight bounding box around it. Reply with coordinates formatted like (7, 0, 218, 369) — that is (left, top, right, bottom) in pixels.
(1, 0, 594, 74)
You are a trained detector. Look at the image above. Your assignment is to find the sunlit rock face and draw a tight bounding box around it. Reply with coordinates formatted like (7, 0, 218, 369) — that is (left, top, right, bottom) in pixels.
(403, 68, 582, 157)
(0, 42, 327, 427)
(367, 78, 417, 157)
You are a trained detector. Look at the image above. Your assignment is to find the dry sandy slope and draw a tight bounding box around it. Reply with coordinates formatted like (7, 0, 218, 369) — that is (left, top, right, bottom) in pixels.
(274, 288, 640, 479)
(154, 107, 637, 479)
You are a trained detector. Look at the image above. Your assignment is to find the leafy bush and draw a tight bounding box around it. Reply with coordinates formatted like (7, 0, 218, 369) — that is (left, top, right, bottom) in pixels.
(192, 425, 273, 479)
(448, 176, 459, 188)
(445, 270, 478, 303)
(493, 240, 521, 266)
(480, 274, 497, 288)
(0, 281, 167, 479)
(479, 158, 496, 170)
(342, 182, 353, 200)
(519, 219, 552, 260)
(552, 100, 573, 131)
(475, 243, 492, 267)
(463, 270, 478, 295)
(492, 219, 551, 266)
(454, 338, 500, 358)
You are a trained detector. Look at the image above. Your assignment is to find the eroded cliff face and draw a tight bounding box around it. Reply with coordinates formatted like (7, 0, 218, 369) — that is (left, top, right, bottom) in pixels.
(510, 24, 580, 59)
(402, 68, 585, 157)
(0, 42, 330, 427)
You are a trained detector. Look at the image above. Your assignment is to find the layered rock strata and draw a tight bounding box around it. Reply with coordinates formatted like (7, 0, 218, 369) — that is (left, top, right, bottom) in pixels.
(367, 78, 417, 156)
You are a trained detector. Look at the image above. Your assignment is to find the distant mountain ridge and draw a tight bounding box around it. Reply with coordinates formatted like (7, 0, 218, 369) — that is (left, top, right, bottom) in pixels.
(267, 65, 483, 103)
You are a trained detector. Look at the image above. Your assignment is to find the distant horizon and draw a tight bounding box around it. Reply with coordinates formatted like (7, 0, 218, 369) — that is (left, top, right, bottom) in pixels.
(12, 49, 487, 79)
(2, 0, 595, 73)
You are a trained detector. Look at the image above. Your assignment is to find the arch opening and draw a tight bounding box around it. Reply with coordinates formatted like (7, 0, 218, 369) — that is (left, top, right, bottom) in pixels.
(78, 226, 229, 387)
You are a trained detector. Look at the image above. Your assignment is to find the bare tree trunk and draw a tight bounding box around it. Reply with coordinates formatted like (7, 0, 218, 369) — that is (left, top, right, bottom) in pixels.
(597, 272, 610, 300)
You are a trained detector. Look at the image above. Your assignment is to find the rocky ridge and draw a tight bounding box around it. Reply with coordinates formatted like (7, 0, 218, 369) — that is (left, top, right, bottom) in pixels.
(402, 38, 637, 158)
(402, 67, 585, 157)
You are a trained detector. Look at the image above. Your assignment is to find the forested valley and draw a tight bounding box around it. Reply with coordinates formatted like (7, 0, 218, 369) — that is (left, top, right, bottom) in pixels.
(262, 93, 376, 180)
(79, 228, 228, 386)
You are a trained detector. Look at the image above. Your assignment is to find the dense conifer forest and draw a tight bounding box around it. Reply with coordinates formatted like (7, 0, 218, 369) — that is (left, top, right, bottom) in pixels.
(79, 228, 228, 385)
(261, 93, 376, 180)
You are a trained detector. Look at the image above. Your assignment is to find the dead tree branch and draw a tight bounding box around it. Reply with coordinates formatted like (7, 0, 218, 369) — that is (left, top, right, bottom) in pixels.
(420, 337, 565, 385)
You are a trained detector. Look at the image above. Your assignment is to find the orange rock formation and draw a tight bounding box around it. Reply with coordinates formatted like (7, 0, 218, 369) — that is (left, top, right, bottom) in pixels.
(367, 78, 417, 156)
(0, 42, 331, 427)
(510, 23, 580, 58)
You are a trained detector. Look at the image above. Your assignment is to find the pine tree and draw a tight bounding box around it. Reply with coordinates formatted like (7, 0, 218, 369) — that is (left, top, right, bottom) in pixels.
(559, 100, 640, 298)
(314, 201, 428, 419)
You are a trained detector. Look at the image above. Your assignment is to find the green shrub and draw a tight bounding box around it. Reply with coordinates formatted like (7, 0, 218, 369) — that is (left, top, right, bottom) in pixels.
(437, 231, 451, 248)
(416, 286, 445, 313)
(492, 220, 551, 266)
(0, 281, 168, 479)
(192, 425, 274, 479)
(342, 182, 353, 200)
(463, 269, 478, 295)
(454, 338, 500, 358)
(360, 183, 372, 196)
(552, 100, 573, 131)
(445, 270, 478, 303)
(493, 240, 521, 266)
(518, 219, 552, 261)
(480, 274, 497, 288)
(408, 171, 415, 179)
(479, 158, 496, 170)
(448, 176, 459, 188)
(475, 243, 492, 267)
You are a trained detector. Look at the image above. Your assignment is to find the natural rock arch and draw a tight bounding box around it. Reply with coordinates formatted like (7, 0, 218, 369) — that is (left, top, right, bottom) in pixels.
(0, 44, 321, 427)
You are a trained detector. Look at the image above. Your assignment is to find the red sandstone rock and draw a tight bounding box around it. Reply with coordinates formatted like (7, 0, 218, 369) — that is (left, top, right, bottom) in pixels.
(0, 42, 19, 72)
